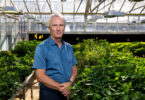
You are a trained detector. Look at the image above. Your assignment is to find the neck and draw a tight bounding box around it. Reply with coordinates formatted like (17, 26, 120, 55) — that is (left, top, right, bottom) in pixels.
(51, 35, 62, 48)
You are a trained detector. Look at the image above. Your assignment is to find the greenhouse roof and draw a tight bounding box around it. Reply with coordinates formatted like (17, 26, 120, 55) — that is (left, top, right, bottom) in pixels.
(0, 0, 145, 23)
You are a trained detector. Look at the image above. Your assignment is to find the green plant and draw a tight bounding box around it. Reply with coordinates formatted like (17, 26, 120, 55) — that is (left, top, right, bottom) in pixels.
(12, 40, 40, 57)
(0, 39, 145, 100)
(110, 42, 145, 57)
(70, 39, 145, 100)
(0, 40, 40, 100)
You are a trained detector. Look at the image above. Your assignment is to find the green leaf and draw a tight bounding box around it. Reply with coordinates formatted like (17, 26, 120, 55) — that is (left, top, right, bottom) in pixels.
(115, 77, 119, 80)
(67, 86, 73, 90)
(115, 72, 121, 76)
(122, 95, 129, 100)
(93, 93, 101, 100)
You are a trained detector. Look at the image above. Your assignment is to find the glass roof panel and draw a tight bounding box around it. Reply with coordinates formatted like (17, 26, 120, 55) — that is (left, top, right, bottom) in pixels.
(63, 0, 74, 12)
(76, 0, 86, 13)
(51, 1, 62, 13)
(0, 0, 144, 23)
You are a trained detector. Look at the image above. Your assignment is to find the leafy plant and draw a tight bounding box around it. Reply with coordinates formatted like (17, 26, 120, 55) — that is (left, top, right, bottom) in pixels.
(0, 40, 40, 100)
(71, 39, 145, 100)
(110, 42, 145, 57)
(0, 39, 145, 100)
(12, 40, 40, 57)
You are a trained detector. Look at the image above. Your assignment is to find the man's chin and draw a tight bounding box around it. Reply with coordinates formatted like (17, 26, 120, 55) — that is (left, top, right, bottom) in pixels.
(51, 34, 63, 40)
(55, 36, 63, 39)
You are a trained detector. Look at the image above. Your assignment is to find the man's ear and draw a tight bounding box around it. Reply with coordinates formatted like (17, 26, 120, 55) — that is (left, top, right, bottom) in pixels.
(48, 27, 50, 33)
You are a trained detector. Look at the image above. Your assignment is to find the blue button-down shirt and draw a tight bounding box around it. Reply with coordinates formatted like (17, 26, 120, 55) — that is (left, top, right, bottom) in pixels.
(33, 36, 77, 88)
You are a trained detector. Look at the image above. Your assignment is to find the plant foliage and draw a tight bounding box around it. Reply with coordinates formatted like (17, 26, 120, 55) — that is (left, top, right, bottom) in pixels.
(0, 39, 145, 100)
(71, 39, 145, 100)
(0, 40, 40, 100)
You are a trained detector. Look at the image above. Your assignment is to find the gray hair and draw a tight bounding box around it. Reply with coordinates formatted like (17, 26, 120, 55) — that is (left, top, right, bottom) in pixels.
(48, 12, 66, 27)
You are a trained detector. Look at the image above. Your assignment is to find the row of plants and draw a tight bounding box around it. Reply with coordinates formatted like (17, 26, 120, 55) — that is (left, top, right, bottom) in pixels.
(0, 40, 40, 100)
(0, 39, 145, 100)
(110, 42, 145, 57)
(70, 39, 145, 100)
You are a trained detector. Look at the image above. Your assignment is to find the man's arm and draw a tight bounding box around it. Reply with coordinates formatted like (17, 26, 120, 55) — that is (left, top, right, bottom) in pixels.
(35, 69, 62, 91)
(70, 65, 77, 83)
(60, 65, 77, 96)
(60, 65, 77, 87)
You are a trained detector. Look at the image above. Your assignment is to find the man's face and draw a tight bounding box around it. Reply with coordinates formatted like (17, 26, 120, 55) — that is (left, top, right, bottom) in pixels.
(49, 16, 65, 39)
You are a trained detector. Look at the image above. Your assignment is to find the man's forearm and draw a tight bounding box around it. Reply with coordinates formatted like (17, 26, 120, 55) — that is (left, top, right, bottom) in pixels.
(59, 66, 77, 97)
(70, 65, 77, 82)
(35, 69, 60, 90)
(39, 75, 60, 90)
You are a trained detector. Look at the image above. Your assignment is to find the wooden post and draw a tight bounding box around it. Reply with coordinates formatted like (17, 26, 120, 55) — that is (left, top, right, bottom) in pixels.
(31, 80, 34, 99)
(23, 86, 25, 100)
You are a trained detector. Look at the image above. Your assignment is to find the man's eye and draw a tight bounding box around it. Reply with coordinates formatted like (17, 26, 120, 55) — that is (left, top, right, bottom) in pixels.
(53, 25, 57, 26)
(60, 24, 64, 27)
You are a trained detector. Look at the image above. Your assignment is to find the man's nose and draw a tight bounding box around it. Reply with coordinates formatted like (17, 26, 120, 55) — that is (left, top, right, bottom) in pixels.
(56, 26, 60, 31)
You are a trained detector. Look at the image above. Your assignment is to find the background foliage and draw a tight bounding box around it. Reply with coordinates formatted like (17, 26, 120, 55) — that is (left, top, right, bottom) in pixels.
(0, 40, 40, 100)
(71, 39, 145, 100)
(111, 42, 145, 57)
(0, 39, 145, 100)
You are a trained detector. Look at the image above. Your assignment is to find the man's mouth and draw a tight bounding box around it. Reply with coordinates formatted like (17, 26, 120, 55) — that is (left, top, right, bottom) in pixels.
(56, 32, 61, 35)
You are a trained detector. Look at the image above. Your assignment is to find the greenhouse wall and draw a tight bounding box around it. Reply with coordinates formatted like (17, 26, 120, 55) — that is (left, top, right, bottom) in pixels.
(0, 15, 19, 51)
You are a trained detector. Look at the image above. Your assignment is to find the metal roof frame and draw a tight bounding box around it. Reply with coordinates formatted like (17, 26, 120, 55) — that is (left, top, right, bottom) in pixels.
(36, 0, 40, 13)
(46, 0, 53, 13)
(0, 0, 144, 22)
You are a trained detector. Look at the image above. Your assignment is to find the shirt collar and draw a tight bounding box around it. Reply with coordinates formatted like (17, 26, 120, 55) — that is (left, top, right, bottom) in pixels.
(47, 36, 65, 47)
(48, 36, 56, 46)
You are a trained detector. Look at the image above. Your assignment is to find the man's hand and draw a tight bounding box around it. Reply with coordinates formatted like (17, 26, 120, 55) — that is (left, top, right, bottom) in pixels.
(58, 82, 72, 96)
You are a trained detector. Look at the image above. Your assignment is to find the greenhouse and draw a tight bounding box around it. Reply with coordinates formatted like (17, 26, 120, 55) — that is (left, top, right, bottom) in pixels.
(0, 0, 145, 100)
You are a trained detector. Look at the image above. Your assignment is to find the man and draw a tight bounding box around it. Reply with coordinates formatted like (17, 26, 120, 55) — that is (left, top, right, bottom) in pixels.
(33, 13, 77, 100)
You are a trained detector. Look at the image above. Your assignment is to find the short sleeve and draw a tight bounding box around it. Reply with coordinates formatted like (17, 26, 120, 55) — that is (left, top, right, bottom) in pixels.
(71, 47, 77, 66)
(33, 45, 46, 69)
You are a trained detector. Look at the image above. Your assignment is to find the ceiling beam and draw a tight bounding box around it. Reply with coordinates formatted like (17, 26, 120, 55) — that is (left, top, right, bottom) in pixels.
(36, 0, 40, 13)
(108, 0, 116, 11)
(76, 0, 83, 13)
(74, 0, 76, 13)
(10, 0, 15, 7)
(85, 0, 92, 16)
(23, 0, 29, 12)
(119, 0, 126, 12)
(10, 0, 22, 12)
(84, 0, 92, 23)
(129, 2, 137, 14)
(131, 5, 145, 12)
(87, 0, 105, 16)
(86, 0, 92, 13)
(61, 1, 63, 13)
(22, 12, 145, 16)
(46, 0, 52, 13)
(90, 0, 93, 11)
(140, 6, 145, 14)
(97, 0, 115, 12)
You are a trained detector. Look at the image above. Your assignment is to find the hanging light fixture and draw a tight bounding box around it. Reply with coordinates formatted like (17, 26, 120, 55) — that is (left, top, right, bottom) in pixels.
(24, 15, 35, 19)
(141, 19, 145, 23)
(1, 6, 23, 15)
(104, 10, 125, 18)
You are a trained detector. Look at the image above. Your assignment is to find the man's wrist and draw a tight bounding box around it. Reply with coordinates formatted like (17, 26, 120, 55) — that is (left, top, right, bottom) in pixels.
(69, 80, 74, 86)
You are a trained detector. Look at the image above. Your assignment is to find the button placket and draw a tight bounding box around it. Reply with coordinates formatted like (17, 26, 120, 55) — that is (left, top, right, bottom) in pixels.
(57, 46, 67, 82)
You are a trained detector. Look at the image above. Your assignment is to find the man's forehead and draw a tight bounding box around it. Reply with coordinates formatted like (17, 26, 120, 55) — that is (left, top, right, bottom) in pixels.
(52, 23, 64, 25)
(51, 16, 63, 20)
(51, 19, 64, 24)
